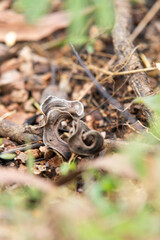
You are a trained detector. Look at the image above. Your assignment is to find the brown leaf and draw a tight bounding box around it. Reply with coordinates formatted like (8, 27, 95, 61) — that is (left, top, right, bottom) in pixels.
(40, 96, 84, 159)
(0, 10, 70, 42)
(1, 58, 21, 73)
(6, 111, 33, 125)
(10, 89, 29, 103)
(0, 70, 22, 93)
(0, 0, 10, 11)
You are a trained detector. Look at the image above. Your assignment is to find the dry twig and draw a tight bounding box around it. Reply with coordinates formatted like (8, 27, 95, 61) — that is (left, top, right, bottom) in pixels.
(0, 119, 40, 144)
(113, 0, 153, 98)
(0, 142, 44, 155)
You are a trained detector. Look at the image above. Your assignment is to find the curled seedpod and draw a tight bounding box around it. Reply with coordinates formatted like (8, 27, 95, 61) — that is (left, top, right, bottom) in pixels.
(40, 96, 104, 160)
(68, 120, 104, 156)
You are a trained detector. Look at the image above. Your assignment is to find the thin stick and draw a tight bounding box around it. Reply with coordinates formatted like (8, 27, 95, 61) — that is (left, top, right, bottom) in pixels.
(89, 65, 157, 76)
(131, 0, 160, 41)
(0, 142, 44, 156)
(0, 110, 16, 120)
(70, 42, 144, 131)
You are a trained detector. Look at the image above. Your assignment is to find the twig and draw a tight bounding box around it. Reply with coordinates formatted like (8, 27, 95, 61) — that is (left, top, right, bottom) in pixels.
(70, 42, 144, 132)
(0, 142, 44, 155)
(0, 119, 40, 144)
(131, 0, 160, 41)
(0, 110, 16, 120)
(113, 0, 153, 98)
(89, 65, 158, 76)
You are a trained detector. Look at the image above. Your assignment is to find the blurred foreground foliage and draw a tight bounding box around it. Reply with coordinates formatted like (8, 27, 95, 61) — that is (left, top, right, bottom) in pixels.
(1, 94, 160, 239)
(2, 0, 160, 239)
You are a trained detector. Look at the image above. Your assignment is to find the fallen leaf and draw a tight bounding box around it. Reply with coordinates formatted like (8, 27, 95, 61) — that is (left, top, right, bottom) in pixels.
(0, 153, 16, 159)
(0, 10, 70, 42)
(0, 70, 22, 93)
(11, 89, 29, 103)
(0, 0, 10, 11)
(1, 58, 21, 73)
(6, 111, 33, 124)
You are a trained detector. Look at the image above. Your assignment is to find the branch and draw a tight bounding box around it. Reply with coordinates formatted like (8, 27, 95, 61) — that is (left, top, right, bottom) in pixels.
(112, 0, 153, 98)
(0, 119, 40, 144)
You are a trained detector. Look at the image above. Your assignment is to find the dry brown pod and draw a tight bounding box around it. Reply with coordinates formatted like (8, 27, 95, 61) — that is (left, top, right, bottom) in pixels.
(68, 120, 104, 156)
(40, 96, 104, 160)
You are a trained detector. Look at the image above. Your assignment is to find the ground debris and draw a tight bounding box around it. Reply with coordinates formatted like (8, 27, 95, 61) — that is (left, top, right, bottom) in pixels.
(0, 1, 160, 239)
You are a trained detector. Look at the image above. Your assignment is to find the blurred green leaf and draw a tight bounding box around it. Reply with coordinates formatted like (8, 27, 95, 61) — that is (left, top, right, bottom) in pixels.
(100, 175, 119, 192)
(13, 0, 115, 46)
(125, 139, 148, 176)
(66, 0, 115, 46)
(86, 43, 95, 53)
(135, 94, 160, 138)
(66, 0, 88, 45)
(0, 153, 16, 159)
(93, 0, 115, 30)
(13, 0, 51, 23)
(60, 161, 76, 175)
(134, 94, 160, 115)
(26, 151, 34, 173)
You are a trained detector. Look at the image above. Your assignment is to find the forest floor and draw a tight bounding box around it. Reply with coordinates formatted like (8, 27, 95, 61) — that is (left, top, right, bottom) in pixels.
(0, 0, 160, 239)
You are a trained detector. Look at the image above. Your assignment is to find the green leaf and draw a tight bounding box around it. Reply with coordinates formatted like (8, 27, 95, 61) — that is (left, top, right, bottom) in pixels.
(13, 0, 51, 23)
(66, 0, 88, 46)
(125, 139, 148, 176)
(60, 162, 76, 175)
(94, 0, 115, 30)
(0, 153, 16, 160)
(86, 43, 95, 54)
(26, 152, 34, 174)
(134, 94, 160, 115)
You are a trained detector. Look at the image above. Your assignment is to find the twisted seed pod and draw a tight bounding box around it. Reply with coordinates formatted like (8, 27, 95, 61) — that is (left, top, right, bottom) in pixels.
(40, 96, 104, 160)
(40, 96, 84, 120)
(42, 110, 72, 160)
(68, 120, 104, 156)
